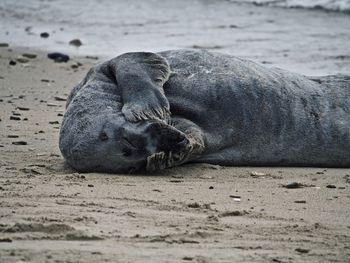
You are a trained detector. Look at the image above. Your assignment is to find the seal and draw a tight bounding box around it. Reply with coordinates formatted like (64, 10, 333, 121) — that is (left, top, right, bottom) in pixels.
(59, 50, 350, 173)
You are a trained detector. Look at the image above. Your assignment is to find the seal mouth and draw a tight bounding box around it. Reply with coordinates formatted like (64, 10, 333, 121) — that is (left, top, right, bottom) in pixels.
(146, 150, 189, 171)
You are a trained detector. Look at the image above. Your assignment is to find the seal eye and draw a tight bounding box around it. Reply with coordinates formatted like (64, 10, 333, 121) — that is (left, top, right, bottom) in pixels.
(99, 132, 109, 141)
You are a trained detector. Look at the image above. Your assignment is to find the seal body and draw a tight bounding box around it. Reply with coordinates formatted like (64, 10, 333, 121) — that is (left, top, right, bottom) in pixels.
(59, 50, 350, 172)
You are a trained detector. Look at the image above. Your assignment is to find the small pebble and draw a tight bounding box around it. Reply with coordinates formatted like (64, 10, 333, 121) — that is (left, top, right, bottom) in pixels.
(169, 179, 183, 183)
(7, 135, 19, 138)
(22, 53, 37, 59)
(187, 202, 201, 208)
(219, 210, 247, 217)
(294, 200, 306, 204)
(283, 182, 304, 189)
(9, 60, 16, 66)
(48, 52, 70, 63)
(0, 43, 9, 47)
(326, 185, 336, 189)
(88, 184, 94, 187)
(209, 186, 214, 189)
(49, 121, 59, 124)
(16, 57, 30, 63)
(40, 32, 50, 38)
(17, 106, 30, 111)
(69, 39, 83, 47)
(86, 55, 98, 60)
(295, 248, 310, 253)
(0, 237, 12, 242)
(12, 141, 27, 145)
(10, 116, 21, 121)
(54, 96, 67, 101)
(250, 171, 267, 177)
(47, 103, 59, 107)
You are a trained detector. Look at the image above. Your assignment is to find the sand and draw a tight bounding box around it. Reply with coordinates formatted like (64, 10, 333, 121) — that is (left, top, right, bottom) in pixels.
(0, 46, 349, 262)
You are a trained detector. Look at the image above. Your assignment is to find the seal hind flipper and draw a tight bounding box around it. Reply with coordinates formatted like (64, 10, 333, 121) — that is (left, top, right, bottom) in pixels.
(108, 52, 171, 122)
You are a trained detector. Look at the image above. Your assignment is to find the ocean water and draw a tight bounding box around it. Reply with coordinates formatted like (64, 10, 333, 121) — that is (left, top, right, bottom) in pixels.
(1, 0, 350, 75)
(232, 0, 350, 12)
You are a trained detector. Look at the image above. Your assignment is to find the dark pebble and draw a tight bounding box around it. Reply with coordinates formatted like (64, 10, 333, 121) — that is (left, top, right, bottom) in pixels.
(86, 55, 98, 60)
(209, 186, 214, 189)
(183, 257, 193, 261)
(49, 121, 59, 124)
(12, 141, 27, 145)
(294, 200, 306, 204)
(0, 237, 12, 242)
(57, 113, 63, 116)
(88, 184, 94, 187)
(10, 116, 21, 121)
(7, 135, 19, 138)
(0, 43, 9, 47)
(169, 179, 184, 183)
(47, 52, 70, 63)
(229, 195, 241, 198)
(17, 57, 29, 63)
(22, 53, 37, 59)
(17, 106, 30, 111)
(219, 210, 247, 217)
(187, 202, 201, 208)
(69, 39, 83, 47)
(295, 248, 310, 253)
(40, 32, 50, 38)
(283, 182, 304, 189)
(9, 60, 16, 66)
(54, 96, 67, 101)
(326, 185, 336, 189)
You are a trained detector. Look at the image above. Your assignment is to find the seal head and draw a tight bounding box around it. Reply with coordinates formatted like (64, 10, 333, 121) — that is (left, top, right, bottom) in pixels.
(59, 112, 189, 173)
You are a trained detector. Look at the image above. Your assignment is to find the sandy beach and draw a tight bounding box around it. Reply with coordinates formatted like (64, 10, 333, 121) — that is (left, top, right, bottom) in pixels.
(1, 0, 350, 262)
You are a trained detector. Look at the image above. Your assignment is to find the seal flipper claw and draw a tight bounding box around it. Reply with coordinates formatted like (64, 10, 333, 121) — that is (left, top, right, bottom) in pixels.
(108, 52, 171, 122)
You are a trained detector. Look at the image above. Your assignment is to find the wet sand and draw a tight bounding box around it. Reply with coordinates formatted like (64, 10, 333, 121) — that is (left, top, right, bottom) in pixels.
(0, 47, 349, 262)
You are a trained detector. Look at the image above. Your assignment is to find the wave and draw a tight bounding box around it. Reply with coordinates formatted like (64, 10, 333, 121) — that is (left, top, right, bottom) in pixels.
(230, 0, 350, 13)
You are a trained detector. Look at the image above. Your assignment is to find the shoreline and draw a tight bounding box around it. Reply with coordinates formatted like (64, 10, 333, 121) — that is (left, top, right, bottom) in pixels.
(1, 0, 350, 76)
(0, 46, 350, 262)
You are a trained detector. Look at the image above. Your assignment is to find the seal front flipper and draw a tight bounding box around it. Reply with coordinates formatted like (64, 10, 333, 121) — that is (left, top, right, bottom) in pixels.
(108, 52, 171, 122)
(146, 118, 206, 171)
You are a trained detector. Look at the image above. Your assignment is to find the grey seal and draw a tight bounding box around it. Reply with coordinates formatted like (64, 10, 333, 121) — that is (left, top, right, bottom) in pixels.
(59, 50, 350, 173)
